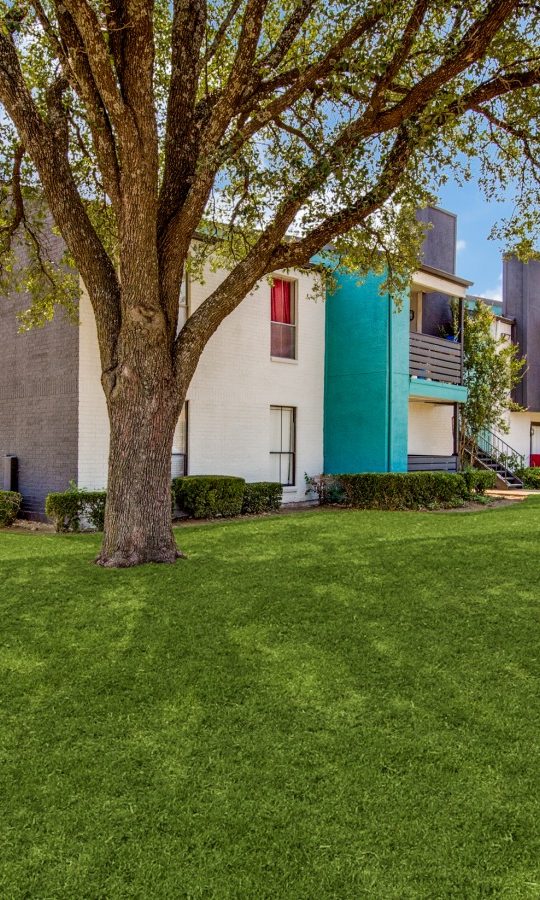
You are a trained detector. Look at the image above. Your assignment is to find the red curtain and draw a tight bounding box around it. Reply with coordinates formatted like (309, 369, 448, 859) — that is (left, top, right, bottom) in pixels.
(271, 279, 292, 323)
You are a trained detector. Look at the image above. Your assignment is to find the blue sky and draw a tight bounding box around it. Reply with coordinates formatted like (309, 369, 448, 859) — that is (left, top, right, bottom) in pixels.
(435, 173, 518, 303)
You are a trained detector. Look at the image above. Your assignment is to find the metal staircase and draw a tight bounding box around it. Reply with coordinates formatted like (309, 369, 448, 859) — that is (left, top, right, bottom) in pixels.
(465, 430, 525, 489)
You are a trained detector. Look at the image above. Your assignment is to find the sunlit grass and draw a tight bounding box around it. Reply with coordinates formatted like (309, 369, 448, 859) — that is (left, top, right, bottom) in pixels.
(1, 501, 540, 898)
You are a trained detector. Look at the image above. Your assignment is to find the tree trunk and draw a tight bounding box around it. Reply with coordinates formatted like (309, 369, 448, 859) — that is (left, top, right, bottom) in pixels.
(96, 382, 182, 568)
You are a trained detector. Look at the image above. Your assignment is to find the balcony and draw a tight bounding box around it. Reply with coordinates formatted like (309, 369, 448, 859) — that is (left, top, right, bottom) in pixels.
(409, 332, 462, 385)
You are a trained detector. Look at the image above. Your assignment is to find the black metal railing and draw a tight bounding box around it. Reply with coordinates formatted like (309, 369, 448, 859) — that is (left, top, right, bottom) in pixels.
(475, 429, 525, 472)
(409, 332, 462, 385)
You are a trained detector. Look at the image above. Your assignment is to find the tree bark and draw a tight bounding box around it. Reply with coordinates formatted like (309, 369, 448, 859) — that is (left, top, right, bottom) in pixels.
(96, 379, 182, 568)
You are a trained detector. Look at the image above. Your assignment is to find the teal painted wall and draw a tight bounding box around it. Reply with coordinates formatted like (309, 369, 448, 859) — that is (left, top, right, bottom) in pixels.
(324, 272, 409, 473)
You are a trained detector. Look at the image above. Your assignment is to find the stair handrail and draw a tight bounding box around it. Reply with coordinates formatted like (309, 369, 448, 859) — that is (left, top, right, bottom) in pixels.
(467, 428, 525, 472)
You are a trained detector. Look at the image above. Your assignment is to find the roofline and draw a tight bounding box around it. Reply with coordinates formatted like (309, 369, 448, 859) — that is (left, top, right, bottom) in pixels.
(495, 314, 516, 324)
(418, 263, 473, 288)
(418, 204, 458, 220)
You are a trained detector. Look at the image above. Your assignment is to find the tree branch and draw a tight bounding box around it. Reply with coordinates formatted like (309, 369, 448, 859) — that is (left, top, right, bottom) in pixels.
(0, 31, 120, 369)
(34, 0, 121, 206)
(203, 0, 242, 64)
(0, 143, 25, 258)
(269, 126, 415, 269)
(373, 0, 522, 133)
(55, 0, 125, 126)
(257, 0, 317, 73)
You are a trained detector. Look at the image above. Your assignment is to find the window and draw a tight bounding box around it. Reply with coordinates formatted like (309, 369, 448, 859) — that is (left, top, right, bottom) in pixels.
(271, 278, 296, 359)
(270, 406, 296, 486)
(171, 402, 188, 478)
(177, 271, 190, 335)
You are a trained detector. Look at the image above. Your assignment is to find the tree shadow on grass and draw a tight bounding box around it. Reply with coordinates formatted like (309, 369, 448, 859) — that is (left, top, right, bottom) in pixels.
(1, 505, 540, 897)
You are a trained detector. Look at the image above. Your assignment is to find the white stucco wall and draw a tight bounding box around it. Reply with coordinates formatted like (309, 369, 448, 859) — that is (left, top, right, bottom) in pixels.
(503, 411, 540, 465)
(491, 316, 538, 466)
(78, 264, 325, 503)
(408, 401, 454, 456)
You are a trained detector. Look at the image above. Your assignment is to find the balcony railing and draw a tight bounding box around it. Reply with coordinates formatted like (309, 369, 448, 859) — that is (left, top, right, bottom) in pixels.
(409, 332, 462, 385)
(408, 454, 459, 472)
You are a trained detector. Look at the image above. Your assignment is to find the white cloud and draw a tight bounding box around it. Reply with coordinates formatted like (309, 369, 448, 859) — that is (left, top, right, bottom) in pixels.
(456, 239, 466, 253)
(480, 272, 502, 303)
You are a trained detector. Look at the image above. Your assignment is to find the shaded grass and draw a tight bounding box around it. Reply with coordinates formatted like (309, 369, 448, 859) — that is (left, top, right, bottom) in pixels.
(1, 501, 540, 898)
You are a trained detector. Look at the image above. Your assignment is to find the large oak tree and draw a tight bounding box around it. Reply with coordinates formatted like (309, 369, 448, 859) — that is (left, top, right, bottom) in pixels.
(0, 0, 539, 565)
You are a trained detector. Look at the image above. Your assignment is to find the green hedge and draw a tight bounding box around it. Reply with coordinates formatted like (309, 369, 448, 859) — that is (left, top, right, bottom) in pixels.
(516, 467, 540, 489)
(241, 482, 282, 514)
(462, 468, 497, 494)
(45, 488, 107, 532)
(336, 472, 469, 510)
(172, 475, 245, 518)
(0, 490, 22, 526)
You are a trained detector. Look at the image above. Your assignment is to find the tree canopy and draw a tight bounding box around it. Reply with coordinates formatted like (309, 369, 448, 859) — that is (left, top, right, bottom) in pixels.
(0, 1, 539, 336)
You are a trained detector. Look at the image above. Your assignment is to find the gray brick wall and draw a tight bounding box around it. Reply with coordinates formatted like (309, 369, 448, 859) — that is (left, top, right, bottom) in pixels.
(0, 239, 79, 519)
(416, 207, 457, 337)
(503, 256, 540, 410)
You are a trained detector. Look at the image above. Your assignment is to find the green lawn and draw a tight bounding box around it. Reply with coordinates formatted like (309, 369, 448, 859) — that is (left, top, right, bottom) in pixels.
(1, 502, 540, 899)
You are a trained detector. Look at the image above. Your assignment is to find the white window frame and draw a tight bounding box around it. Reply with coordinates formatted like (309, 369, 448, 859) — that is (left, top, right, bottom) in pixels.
(270, 405, 296, 486)
(270, 277, 298, 361)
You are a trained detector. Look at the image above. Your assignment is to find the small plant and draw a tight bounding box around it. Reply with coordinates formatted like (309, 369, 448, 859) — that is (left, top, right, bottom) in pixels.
(0, 490, 22, 526)
(305, 473, 346, 504)
(497, 451, 522, 472)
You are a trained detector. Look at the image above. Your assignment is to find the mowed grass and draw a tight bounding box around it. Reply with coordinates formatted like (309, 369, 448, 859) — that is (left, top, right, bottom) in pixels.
(1, 502, 540, 899)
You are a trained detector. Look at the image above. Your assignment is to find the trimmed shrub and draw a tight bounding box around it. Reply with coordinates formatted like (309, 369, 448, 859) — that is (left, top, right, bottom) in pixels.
(0, 490, 22, 526)
(336, 472, 469, 510)
(242, 482, 282, 514)
(46, 488, 107, 532)
(173, 475, 245, 518)
(516, 467, 540, 490)
(462, 468, 497, 495)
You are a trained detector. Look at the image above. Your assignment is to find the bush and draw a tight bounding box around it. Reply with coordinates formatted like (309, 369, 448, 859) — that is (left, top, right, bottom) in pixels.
(462, 468, 497, 495)
(0, 490, 22, 526)
(242, 482, 282, 514)
(173, 475, 245, 518)
(46, 487, 107, 532)
(515, 467, 540, 490)
(305, 473, 346, 504)
(335, 472, 469, 510)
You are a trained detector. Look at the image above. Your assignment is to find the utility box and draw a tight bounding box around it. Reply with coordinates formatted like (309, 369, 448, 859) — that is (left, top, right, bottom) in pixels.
(3, 455, 18, 492)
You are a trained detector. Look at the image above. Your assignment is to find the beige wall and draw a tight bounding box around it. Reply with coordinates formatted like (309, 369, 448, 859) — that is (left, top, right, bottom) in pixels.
(78, 264, 325, 503)
(408, 401, 454, 456)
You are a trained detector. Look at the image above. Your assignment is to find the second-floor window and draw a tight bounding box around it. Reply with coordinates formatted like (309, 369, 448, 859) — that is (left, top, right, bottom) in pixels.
(271, 278, 296, 359)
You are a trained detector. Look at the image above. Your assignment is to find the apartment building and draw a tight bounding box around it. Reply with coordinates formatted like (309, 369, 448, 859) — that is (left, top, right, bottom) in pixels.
(1, 250, 325, 517)
(7, 204, 536, 518)
(324, 207, 471, 475)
